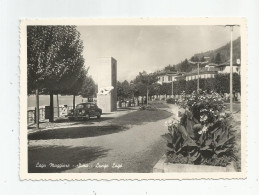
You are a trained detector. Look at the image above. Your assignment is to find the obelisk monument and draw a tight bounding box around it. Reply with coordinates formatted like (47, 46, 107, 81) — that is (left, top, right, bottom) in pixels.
(97, 57, 117, 113)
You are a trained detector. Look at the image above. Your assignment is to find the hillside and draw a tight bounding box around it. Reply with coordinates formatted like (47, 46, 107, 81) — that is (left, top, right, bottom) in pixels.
(193, 37, 241, 64)
(162, 37, 241, 73)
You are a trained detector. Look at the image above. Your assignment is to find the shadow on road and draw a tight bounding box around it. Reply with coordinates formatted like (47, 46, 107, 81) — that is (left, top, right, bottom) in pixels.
(28, 125, 126, 140)
(28, 145, 109, 173)
(27, 117, 116, 130)
(55, 116, 115, 123)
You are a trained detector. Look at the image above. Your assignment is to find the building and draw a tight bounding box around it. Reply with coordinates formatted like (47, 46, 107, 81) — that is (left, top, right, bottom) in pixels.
(171, 61, 241, 82)
(217, 61, 241, 75)
(157, 71, 185, 84)
(185, 66, 218, 81)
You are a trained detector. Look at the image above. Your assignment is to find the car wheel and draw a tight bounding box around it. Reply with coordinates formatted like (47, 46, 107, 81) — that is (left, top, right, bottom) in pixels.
(97, 112, 101, 119)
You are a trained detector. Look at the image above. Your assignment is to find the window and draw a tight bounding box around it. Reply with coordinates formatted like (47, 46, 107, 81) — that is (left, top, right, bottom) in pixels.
(76, 104, 84, 109)
(90, 104, 96, 108)
(168, 76, 172, 81)
(162, 77, 164, 82)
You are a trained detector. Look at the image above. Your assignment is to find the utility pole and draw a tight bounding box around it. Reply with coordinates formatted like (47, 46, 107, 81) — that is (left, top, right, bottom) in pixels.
(35, 89, 39, 129)
(172, 79, 174, 98)
(226, 25, 235, 113)
(197, 62, 200, 93)
(230, 26, 233, 113)
(188, 60, 208, 94)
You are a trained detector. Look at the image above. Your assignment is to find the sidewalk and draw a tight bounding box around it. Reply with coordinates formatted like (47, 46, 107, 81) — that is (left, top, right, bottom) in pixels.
(28, 107, 138, 133)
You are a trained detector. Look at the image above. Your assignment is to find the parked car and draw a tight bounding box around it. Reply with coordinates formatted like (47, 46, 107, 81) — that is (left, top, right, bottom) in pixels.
(67, 103, 102, 121)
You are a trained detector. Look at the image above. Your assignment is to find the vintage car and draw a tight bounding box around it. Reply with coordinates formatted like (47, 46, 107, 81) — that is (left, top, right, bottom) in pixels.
(67, 103, 102, 121)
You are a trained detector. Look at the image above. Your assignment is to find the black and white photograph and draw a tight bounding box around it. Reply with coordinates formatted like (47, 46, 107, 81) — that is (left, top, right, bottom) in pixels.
(19, 18, 247, 180)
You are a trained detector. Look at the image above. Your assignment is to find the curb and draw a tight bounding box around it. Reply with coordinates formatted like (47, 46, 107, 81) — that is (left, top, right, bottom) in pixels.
(153, 154, 236, 173)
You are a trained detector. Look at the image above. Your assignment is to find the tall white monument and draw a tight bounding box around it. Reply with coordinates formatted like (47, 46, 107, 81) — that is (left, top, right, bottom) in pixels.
(97, 57, 117, 113)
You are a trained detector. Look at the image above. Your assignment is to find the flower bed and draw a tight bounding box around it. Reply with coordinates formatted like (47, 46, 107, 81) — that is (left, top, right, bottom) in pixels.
(162, 90, 236, 168)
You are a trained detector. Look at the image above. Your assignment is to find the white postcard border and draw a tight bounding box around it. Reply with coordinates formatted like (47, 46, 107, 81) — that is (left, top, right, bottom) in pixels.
(20, 18, 247, 180)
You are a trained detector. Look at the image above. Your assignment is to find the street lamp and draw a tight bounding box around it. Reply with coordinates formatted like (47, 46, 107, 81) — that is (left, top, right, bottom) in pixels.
(226, 25, 236, 113)
(188, 60, 208, 93)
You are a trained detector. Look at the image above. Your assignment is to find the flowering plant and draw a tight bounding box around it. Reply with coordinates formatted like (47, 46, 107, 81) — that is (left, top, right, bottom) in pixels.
(162, 90, 235, 166)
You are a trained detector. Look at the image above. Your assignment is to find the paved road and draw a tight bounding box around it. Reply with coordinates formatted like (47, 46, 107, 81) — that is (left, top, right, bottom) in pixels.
(28, 105, 179, 173)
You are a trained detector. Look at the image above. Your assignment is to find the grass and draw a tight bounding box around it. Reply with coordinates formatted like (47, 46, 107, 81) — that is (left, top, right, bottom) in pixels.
(146, 100, 170, 109)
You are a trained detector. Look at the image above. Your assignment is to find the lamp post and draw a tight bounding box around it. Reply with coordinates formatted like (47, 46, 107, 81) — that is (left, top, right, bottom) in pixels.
(197, 62, 200, 92)
(188, 60, 208, 93)
(226, 25, 236, 113)
(171, 79, 174, 98)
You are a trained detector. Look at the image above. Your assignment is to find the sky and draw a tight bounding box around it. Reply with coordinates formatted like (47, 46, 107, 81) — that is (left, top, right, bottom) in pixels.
(77, 25, 240, 82)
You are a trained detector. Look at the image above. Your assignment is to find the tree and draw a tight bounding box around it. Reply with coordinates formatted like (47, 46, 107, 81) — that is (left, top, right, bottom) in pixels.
(60, 67, 89, 109)
(134, 71, 158, 104)
(149, 83, 161, 96)
(173, 79, 186, 95)
(27, 26, 85, 122)
(161, 83, 172, 99)
(117, 81, 124, 101)
(164, 64, 177, 72)
(179, 59, 192, 72)
(215, 53, 222, 65)
(80, 75, 97, 102)
(190, 56, 200, 62)
(117, 80, 132, 101)
(214, 73, 240, 94)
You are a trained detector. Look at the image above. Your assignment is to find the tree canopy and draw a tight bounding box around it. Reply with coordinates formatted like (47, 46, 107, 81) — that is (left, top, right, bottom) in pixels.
(27, 26, 85, 95)
(80, 75, 97, 98)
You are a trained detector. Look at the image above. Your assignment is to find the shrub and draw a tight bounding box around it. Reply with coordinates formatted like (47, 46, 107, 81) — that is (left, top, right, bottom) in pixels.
(162, 90, 235, 166)
(139, 105, 157, 111)
(166, 98, 176, 104)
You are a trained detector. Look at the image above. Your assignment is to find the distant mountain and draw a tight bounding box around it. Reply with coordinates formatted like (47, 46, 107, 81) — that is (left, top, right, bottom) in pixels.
(193, 37, 241, 64)
(161, 37, 241, 73)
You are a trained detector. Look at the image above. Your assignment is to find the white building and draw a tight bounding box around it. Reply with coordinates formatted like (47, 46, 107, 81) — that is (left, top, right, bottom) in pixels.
(185, 66, 218, 81)
(217, 61, 241, 75)
(157, 71, 184, 84)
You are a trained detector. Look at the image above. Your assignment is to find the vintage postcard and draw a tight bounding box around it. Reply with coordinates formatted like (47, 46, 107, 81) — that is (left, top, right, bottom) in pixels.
(20, 18, 247, 180)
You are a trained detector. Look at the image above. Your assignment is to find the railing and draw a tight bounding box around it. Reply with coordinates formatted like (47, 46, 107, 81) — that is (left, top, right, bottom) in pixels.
(27, 106, 74, 125)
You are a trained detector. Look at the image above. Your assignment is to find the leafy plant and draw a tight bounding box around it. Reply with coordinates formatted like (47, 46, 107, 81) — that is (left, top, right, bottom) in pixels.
(162, 90, 235, 166)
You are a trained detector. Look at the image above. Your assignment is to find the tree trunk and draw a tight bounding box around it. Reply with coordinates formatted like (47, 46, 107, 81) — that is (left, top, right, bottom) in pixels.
(56, 94, 59, 118)
(49, 93, 54, 122)
(146, 89, 149, 105)
(73, 95, 76, 110)
(35, 89, 40, 129)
